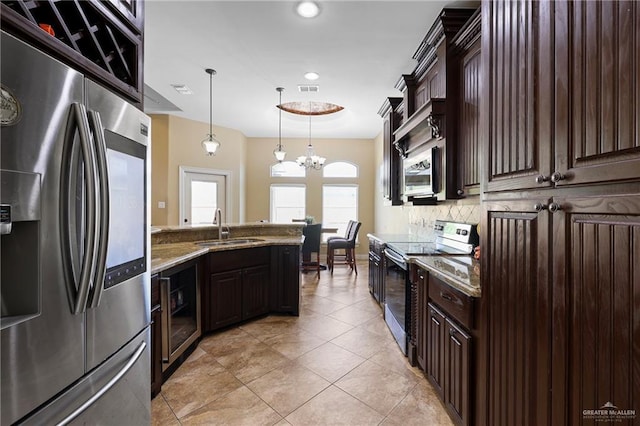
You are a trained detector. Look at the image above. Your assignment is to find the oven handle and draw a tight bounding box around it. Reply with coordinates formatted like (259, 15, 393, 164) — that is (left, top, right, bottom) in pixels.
(384, 248, 407, 270)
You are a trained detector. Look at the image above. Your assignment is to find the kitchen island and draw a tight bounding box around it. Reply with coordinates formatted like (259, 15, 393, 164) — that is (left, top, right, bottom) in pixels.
(150, 223, 304, 396)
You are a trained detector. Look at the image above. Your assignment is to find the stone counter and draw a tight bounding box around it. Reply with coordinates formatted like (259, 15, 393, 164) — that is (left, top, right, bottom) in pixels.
(410, 255, 480, 297)
(151, 223, 304, 274)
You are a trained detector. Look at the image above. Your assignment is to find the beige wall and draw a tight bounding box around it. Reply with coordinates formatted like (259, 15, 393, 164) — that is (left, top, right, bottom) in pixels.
(373, 132, 481, 239)
(150, 114, 247, 225)
(245, 137, 375, 256)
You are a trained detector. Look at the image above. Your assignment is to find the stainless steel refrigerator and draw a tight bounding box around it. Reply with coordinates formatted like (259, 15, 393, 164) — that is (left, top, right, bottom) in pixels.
(1, 31, 151, 425)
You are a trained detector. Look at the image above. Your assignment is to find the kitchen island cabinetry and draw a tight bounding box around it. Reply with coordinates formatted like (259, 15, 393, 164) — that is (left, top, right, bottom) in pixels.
(204, 247, 271, 332)
(270, 245, 301, 315)
(150, 274, 162, 398)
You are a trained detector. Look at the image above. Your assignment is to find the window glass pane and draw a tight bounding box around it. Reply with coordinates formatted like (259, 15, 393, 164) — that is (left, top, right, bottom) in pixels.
(271, 161, 306, 177)
(270, 185, 306, 223)
(191, 181, 218, 224)
(323, 161, 358, 178)
(322, 185, 358, 241)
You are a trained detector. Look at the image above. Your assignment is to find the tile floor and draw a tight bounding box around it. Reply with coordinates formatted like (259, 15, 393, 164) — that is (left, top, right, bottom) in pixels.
(152, 261, 453, 426)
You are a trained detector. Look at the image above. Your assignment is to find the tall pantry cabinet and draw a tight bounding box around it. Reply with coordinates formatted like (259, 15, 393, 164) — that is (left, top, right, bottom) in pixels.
(479, 1, 640, 425)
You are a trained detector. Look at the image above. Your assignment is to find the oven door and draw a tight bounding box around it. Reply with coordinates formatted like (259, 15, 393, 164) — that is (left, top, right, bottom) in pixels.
(383, 248, 410, 355)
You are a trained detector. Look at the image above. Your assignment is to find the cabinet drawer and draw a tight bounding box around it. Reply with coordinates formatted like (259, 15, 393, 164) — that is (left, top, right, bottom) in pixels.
(209, 247, 270, 272)
(429, 275, 474, 329)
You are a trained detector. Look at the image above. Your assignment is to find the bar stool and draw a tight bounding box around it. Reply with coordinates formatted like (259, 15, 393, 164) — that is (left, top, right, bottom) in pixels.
(326, 221, 361, 275)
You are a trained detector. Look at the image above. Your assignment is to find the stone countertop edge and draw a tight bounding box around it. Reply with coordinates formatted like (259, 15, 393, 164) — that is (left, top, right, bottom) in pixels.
(151, 235, 304, 275)
(408, 256, 481, 298)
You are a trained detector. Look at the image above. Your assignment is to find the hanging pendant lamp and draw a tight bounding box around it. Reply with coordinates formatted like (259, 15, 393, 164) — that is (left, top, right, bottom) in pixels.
(296, 111, 325, 170)
(273, 87, 286, 162)
(202, 68, 221, 155)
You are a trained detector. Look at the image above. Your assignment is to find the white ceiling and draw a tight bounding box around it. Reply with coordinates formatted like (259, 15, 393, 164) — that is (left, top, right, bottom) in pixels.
(143, 1, 466, 139)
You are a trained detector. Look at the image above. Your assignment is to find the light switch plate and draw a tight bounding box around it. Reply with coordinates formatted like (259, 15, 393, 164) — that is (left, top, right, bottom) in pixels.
(158, 201, 166, 209)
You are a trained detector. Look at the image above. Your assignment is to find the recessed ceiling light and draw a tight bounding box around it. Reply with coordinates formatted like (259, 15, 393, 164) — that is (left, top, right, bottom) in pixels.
(304, 72, 320, 81)
(296, 1, 320, 18)
(170, 84, 192, 95)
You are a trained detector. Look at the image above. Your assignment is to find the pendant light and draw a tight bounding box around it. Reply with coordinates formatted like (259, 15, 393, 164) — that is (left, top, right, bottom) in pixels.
(202, 68, 221, 155)
(296, 112, 325, 170)
(273, 87, 286, 162)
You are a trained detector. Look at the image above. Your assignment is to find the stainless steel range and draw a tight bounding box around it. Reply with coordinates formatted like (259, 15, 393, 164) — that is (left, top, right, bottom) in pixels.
(383, 220, 478, 354)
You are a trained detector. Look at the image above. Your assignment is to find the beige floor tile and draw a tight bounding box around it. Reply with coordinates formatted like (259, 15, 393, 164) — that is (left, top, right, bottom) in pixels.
(285, 385, 384, 426)
(296, 342, 365, 382)
(215, 342, 290, 383)
(297, 314, 354, 340)
(300, 295, 347, 315)
(161, 370, 243, 419)
(246, 361, 331, 417)
(198, 328, 261, 357)
(324, 290, 370, 306)
(239, 317, 302, 341)
(330, 325, 389, 358)
(262, 329, 327, 359)
(169, 346, 227, 379)
(352, 297, 385, 314)
(368, 345, 424, 381)
(328, 305, 381, 326)
(382, 380, 454, 426)
(335, 360, 418, 416)
(151, 395, 180, 426)
(179, 386, 283, 426)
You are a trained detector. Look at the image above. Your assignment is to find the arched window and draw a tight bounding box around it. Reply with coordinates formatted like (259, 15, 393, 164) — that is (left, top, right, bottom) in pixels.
(271, 161, 306, 177)
(322, 161, 358, 178)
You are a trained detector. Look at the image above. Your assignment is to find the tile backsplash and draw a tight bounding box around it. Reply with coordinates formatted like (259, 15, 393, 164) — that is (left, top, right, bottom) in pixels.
(377, 197, 481, 240)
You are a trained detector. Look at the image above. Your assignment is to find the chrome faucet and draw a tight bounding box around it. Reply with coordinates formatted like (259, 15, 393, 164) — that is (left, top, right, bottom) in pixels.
(214, 208, 222, 240)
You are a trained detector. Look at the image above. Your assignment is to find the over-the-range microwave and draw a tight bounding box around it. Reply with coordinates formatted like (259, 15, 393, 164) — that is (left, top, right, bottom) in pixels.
(403, 146, 440, 197)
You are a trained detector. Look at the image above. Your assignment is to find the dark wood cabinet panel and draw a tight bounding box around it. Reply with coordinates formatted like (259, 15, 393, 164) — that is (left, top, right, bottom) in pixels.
(415, 268, 428, 372)
(242, 265, 270, 319)
(550, 194, 640, 425)
(368, 239, 385, 305)
(378, 98, 403, 205)
(445, 317, 471, 426)
(458, 42, 481, 196)
(427, 303, 446, 398)
(150, 274, 162, 398)
(208, 270, 243, 329)
(482, 0, 553, 192)
(554, 1, 640, 187)
(479, 199, 551, 426)
(270, 245, 300, 315)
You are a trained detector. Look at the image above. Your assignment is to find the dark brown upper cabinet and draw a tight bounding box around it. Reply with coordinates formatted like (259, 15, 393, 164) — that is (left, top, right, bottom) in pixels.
(1, 0, 144, 107)
(377, 97, 404, 205)
(484, 0, 640, 193)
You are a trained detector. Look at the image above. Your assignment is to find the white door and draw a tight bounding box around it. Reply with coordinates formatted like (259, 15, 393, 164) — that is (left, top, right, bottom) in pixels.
(180, 169, 227, 225)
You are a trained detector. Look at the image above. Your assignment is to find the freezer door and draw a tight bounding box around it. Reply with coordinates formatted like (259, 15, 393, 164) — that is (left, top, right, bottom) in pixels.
(21, 327, 151, 426)
(0, 32, 86, 425)
(85, 79, 151, 370)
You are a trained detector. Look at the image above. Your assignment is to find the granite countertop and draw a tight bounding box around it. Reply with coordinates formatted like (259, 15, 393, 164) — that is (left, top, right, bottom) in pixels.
(409, 255, 481, 297)
(151, 235, 304, 274)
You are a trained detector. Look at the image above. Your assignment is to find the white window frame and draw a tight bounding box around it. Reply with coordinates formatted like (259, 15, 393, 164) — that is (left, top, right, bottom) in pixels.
(270, 184, 307, 224)
(321, 184, 358, 242)
(322, 161, 358, 178)
(179, 166, 232, 225)
(270, 160, 306, 177)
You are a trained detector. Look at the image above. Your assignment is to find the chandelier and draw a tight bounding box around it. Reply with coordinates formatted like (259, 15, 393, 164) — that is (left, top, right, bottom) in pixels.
(201, 68, 221, 155)
(273, 87, 286, 162)
(296, 114, 325, 170)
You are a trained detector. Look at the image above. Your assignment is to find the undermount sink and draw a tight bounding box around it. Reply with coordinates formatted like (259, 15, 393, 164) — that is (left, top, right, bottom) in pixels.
(197, 238, 263, 247)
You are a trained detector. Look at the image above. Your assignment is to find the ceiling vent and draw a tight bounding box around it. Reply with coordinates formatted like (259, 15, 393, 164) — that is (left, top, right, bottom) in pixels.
(298, 84, 320, 93)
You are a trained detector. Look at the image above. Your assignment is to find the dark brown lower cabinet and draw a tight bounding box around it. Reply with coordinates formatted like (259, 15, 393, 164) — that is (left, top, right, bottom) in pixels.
(150, 274, 162, 398)
(427, 303, 446, 397)
(444, 317, 471, 426)
(367, 238, 385, 306)
(414, 267, 428, 371)
(270, 245, 300, 315)
(242, 265, 270, 319)
(208, 270, 243, 329)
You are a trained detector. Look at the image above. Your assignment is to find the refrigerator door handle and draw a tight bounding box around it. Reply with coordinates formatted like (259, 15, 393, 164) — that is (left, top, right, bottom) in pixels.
(55, 341, 147, 426)
(86, 110, 110, 309)
(66, 103, 99, 314)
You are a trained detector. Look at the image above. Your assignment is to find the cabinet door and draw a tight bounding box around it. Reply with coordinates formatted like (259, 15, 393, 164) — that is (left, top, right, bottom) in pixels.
(550, 194, 640, 425)
(150, 275, 162, 398)
(271, 246, 300, 314)
(416, 268, 428, 372)
(427, 303, 446, 397)
(368, 252, 382, 303)
(209, 270, 242, 329)
(242, 265, 270, 320)
(445, 318, 471, 426)
(554, 1, 640, 187)
(482, 0, 554, 192)
(479, 199, 551, 426)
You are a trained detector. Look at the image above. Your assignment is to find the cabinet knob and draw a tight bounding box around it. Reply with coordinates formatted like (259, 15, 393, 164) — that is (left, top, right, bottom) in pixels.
(533, 203, 548, 212)
(551, 172, 566, 183)
(457, 189, 464, 196)
(535, 175, 549, 184)
(449, 327, 456, 336)
(548, 202, 562, 213)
